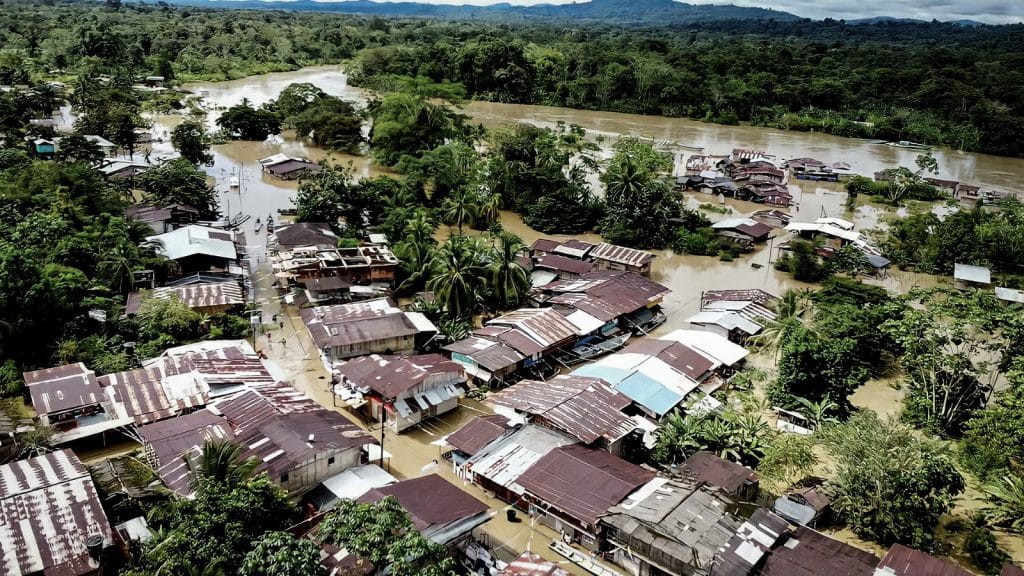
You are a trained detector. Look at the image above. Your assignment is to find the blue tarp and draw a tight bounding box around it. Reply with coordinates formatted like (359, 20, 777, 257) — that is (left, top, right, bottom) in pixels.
(613, 371, 684, 417)
(571, 364, 630, 385)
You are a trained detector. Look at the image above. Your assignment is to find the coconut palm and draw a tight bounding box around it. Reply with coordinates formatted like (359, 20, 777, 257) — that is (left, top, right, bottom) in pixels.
(427, 235, 487, 320)
(184, 440, 259, 489)
(750, 288, 813, 363)
(488, 232, 530, 309)
(441, 189, 479, 234)
(478, 192, 502, 225)
(97, 244, 139, 294)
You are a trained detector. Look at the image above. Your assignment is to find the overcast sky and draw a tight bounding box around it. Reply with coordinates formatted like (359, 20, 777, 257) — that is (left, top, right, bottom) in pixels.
(312, 0, 1024, 24)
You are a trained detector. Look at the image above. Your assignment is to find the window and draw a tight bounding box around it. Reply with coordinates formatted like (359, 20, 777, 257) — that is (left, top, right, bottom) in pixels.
(328, 456, 335, 466)
(280, 473, 289, 483)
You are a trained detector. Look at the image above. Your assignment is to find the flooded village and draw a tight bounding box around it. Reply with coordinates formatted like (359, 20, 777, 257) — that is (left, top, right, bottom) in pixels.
(4, 62, 1024, 576)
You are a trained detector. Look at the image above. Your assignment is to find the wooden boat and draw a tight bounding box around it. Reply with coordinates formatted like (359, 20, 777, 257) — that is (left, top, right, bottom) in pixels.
(678, 144, 704, 152)
(555, 333, 632, 366)
(254, 217, 262, 233)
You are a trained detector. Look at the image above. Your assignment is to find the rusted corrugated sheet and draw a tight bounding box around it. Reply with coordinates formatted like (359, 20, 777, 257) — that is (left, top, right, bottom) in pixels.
(236, 411, 376, 479)
(876, 544, 972, 576)
(140, 410, 234, 495)
(680, 452, 758, 494)
(151, 281, 244, 310)
(0, 449, 113, 576)
(488, 308, 577, 349)
(24, 364, 102, 416)
(545, 271, 670, 321)
(336, 354, 464, 398)
(100, 367, 192, 425)
(589, 243, 655, 268)
(702, 289, 778, 306)
(534, 254, 594, 275)
(761, 526, 878, 576)
(446, 415, 511, 456)
(300, 303, 421, 349)
(358, 474, 487, 532)
(518, 444, 655, 527)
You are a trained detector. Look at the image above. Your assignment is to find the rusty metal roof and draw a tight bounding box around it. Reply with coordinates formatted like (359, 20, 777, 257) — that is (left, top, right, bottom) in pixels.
(467, 425, 576, 496)
(236, 411, 376, 480)
(680, 452, 758, 494)
(359, 474, 488, 533)
(24, 363, 102, 416)
(875, 545, 972, 576)
(589, 243, 655, 268)
(621, 339, 718, 380)
(762, 526, 878, 576)
(530, 239, 563, 253)
(552, 239, 595, 259)
(488, 308, 577, 349)
(541, 271, 670, 322)
(335, 354, 464, 398)
(534, 254, 595, 275)
(272, 222, 337, 249)
(702, 289, 778, 306)
(100, 367, 206, 425)
(140, 409, 234, 495)
(1001, 565, 1024, 576)
(0, 450, 114, 576)
(300, 300, 426, 349)
(149, 281, 244, 310)
(488, 375, 633, 444)
(446, 415, 511, 456)
(518, 444, 655, 527)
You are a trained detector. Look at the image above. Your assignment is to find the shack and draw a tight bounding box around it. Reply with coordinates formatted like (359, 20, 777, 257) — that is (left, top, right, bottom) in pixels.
(679, 451, 759, 501)
(465, 424, 575, 504)
(147, 225, 242, 276)
(301, 298, 437, 363)
(711, 218, 773, 246)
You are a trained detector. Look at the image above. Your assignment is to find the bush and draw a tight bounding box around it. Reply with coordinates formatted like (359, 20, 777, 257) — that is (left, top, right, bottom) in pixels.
(672, 227, 717, 256)
(965, 527, 1009, 575)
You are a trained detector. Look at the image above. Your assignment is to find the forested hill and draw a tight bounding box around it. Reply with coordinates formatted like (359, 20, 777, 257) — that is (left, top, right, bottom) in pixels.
(165, 0, 801, 25)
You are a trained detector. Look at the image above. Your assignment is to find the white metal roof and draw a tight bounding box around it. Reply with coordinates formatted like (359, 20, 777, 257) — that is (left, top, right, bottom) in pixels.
(147, 225, 237, 261)
(784, 222, 861, 242)
(404, 311, 439, 334)
(995, 287, 1024, 303)
(321, 464, 396, 502)
(686, 311, 762, 336)
(564, 310, 604, 335)
(660, 329, 749, 366)
(711, 217, 759, 230)
(467, 424, 574, 495)
(814, 217, 854, 230)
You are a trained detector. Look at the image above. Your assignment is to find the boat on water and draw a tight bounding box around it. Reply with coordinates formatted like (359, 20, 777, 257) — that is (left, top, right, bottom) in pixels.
(266, 214, 275, 234)
(229, 176, 240, 189)
(887, 140, 932, 150)
(868, 139, 889, 145)
(555, 333, 632, 366)
(254, 217, 262, 233)
(679, 144, 704, 152)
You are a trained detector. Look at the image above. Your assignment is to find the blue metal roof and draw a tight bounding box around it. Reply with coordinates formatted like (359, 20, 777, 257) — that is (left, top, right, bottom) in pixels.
(613, 371, 683, 416)
(571, 364, 630, 384)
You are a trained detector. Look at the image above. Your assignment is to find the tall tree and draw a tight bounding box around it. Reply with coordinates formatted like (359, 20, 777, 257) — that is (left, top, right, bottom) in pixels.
(171, 119, 213, 166)
(487, 231, 530, 309)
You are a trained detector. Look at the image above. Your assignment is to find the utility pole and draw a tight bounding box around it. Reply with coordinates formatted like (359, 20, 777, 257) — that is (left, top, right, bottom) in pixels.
(379, 400, 387, 468)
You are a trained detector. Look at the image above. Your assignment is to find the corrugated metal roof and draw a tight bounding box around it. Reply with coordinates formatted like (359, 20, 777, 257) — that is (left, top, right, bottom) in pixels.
(1001, 565, 1024, 576)
(140, 409, 234, 495)
(534, 254, 594, 275)
(518, 444, 655, 527)
(541, 271, 670, 322)
(147, 225, 238, 261)
(552, 239, 594, 259)
(614, 371, 685, 416)
(530, 239, 563, 253)
(680, 452, 758, 494)
(446, 414, 512, 456)
(488, 375, 633, 444)
(589, 243, 655, 268)
(467, 424, 575, 496)
(621, 339, 719, 380)
(100, 367, 205, 425)
(500, 552, 570, 576)
(335, 354, 464, 398)
(763, 526, 878, 576)
(687, 311, 763, 336)
(497, 329, 546, 357)
(488, 308, 578, 349)
(661, 329, 749, 367)
(148, 281, 244, 310)
(874, 544, 972, 576)
(300, 299, 427, 349)
(271, 222, 337, 249)
(712, 509, 790, 576)
(703, 289, 778, 306)
(24, 363, 102, 416)
(318, 464, 396, 506)
(603, 480, 742, 573)
(236, 411, 376, 480)
(0, 450, 114, 576)
(359, 474, 488, 535)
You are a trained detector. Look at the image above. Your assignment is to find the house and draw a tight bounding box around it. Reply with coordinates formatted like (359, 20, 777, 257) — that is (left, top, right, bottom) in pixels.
(761, 525, 878, 576)
(588, 242, 656, 277)
(271, 243, 399, 289)
(711, 218, 773, 245)
(529, 238, 564, 258)
(517, 444, 655, 549)
(500, 552, 570, 576)
(98, 158, 151, 182)
(301, 298, 438, 363)
(271, 222, 338, 251)
(532, 271, 671, 335)
(732, 164, 788, 185)
(359, 474, 490, 549)
(953, 263, 992, 289)
(661, 329, 749, 371)
(445, 414, 514, 478)
(572, 351, 703, 420)
(601, 479, 744, 576)
(445, 335, 526, 387)
(465, 424, 576, 503)
(126, 281, 245, 315)
(1001, 565, 1024, 576)
(84, 134, 117, 156)
(686, 310, 763, 343)
(789, 158, 839, 182)
(737, 182, 793, 206)
(24, 363, 133, 442)
(618, 338, 721, 383)
(139, 409, 236, 494)
(300, 275, 353, 303)
(996, 287, 1024, 304)
(679, 451, 759, 501)
(258, 153, 323, 180)
(752, 209, 792, 228)
(99, 366, 206, 426)
(874, 544, 972, 576)
(333, 353, 466, 432)
(710, 508, 790, 576)
(0, 450, 114, 576)
(234, 410, 377, 495)
(552, 239, 595, 260)
(304, 464, 397, 512)
(487, 375, 636, 456)
(533, 254, 594, 280)
(126, 204, 200, 234)
(147, 225, 242, 276)
(773, 485, 832, 527)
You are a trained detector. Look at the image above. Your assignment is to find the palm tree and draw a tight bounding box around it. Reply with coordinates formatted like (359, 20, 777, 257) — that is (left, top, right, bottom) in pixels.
(478, 192, 502, 225)
(441, 189, 479, 234)
(427, 235, 487, 320)
(184, 440, 259, 489)
(794, 395, 841, 430)
(984, 473, 1024, 533)
(488, 232, 530, 309)
(750, 289, 813, 363)
(97, 244, 139, 294)
(602, 154, 649, 205)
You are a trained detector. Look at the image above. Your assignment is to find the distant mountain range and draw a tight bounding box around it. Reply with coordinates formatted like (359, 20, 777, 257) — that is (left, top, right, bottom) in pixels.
(164, 0, 803, 25)
(159, 0, 992, 27)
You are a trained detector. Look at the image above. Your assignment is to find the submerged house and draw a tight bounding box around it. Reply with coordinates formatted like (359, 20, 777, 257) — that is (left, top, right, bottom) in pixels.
(532, 271, 671, 335)
(258, 153, 323, 180)
(588, 242, 656, 277)
(333, 353, 466, 432)
(954, 263, 992, 290)
(445, 414, 515, 478)
(465, 424, 576, 503)
(685, 310, 763, 344)
(736, 182, 793, 207)
(711, 218, 774, 246)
